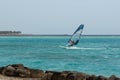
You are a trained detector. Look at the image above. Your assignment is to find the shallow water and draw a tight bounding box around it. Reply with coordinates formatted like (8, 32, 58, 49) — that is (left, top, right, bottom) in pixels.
(0, 36, 120, 77)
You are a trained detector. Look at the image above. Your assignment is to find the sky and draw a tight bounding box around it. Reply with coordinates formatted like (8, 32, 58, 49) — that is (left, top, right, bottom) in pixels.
(0, 0, 120, 35)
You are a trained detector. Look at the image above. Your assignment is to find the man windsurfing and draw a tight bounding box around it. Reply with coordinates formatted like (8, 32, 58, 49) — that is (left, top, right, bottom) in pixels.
(68, 39, 79, 47)
(67, 24, 84, 47)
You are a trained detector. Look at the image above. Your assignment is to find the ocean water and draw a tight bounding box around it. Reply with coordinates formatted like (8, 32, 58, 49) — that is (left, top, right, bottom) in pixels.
(0, 36, 120, 77)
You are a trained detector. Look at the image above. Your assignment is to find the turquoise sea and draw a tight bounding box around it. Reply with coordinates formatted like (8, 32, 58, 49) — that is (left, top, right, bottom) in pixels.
(0, 36, 120, 77)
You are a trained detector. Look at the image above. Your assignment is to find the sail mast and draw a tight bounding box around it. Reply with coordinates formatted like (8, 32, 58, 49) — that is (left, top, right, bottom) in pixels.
(78, 24, 84, 40)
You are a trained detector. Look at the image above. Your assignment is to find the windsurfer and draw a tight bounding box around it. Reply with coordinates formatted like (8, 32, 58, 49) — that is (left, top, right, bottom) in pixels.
(66, 24, 84, 47)
(68, 40, 75, 47)
(68, 40, 79, 47)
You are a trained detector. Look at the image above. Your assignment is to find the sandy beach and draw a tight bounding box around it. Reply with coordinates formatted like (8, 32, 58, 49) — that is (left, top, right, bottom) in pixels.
(0, 74, 42, 80)
(0, 74, 24, 80)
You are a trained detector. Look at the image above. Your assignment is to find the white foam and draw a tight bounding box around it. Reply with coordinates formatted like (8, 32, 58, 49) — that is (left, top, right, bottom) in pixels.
(59, 45, 106, 50)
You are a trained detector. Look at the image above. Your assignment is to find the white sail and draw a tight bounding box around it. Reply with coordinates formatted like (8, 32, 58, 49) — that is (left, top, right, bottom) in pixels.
(67, 24, 84, 46)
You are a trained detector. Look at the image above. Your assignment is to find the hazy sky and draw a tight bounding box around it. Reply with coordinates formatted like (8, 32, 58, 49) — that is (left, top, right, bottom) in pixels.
(0, 0, 120, 35)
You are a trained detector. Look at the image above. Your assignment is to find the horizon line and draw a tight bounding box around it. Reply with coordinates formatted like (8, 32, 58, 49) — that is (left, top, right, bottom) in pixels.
(0, 34, 120, 36)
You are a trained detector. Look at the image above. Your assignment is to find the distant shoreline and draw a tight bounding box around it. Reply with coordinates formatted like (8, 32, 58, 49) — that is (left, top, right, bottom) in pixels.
(0, 34, 120, 36)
